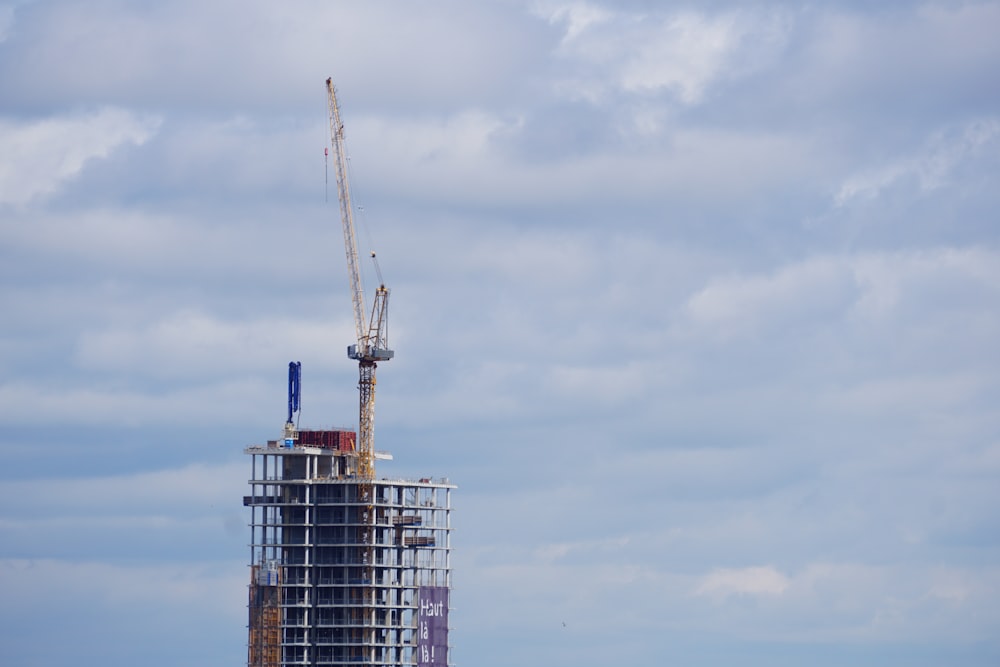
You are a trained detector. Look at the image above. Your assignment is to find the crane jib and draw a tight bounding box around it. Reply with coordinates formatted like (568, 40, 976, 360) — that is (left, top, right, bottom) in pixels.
(326, 78, 367, 350)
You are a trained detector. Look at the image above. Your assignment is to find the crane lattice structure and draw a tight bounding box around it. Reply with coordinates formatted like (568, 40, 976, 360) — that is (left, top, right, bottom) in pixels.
(325, 77, 394, 481)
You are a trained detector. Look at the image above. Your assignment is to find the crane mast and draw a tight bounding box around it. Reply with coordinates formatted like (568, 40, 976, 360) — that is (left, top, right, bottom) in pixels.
(325, 78, 394, 481)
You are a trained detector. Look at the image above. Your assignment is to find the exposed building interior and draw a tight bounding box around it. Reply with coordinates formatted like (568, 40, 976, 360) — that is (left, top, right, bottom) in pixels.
(245, 434, 453, 666)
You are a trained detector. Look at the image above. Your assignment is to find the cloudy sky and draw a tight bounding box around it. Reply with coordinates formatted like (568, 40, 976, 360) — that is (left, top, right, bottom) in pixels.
(1, 1, 999, 665)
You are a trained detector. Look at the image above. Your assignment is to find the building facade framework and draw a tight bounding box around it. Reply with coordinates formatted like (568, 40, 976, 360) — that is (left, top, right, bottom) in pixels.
(245, 438, 453, 666)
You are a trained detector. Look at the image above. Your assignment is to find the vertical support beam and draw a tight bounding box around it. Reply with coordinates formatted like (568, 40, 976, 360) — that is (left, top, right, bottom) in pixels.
(357, 361, 377, 480)
(357, 362, 378, 661)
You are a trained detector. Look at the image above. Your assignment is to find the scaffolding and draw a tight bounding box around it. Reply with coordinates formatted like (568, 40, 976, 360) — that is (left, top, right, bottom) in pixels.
(249, 562, 281, 667)
(244, 435, 454, 667)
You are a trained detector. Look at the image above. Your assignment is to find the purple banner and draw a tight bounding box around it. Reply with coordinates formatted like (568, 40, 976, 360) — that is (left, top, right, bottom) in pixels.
(417, 586, 448, 667)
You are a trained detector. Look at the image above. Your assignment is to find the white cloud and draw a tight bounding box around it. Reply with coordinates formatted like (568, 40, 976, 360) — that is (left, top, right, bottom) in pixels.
(618, 12, 746, 103)
(835, 117, 1000, 206)
(0, 557, 245, 614)
(462, 527, 1000, 644)
(538, 4, 790, 105)
(0, 1, 535, 115)
(75, 309, 349, 379)
(687, 561, 1000, 642)
(532, 1, 613, 45)
(533, 535, 630, 563)
(352, 111, 816, 207)
(544, 362, 645, 406)
(821, 371, 987, 420)
(0, 556, 247, 666)
(684, 255, 850, 339)
(357, 110, 513, 171)
(695, 565, 791, 597)
(0, 376, 281, 427)
(0, 460, 246, 515)
(0, 107, 160, 205)
(0, 460, 250, 570)
(682, 247, 1000, 341)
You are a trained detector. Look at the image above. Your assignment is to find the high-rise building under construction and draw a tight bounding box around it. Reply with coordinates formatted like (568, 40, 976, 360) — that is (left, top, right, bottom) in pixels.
(244, 430, 454, 666)
(243, 78, 454, 666)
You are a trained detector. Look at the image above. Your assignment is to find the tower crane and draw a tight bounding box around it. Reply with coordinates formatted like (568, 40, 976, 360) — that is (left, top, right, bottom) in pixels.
(325, 78, 394, 481)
